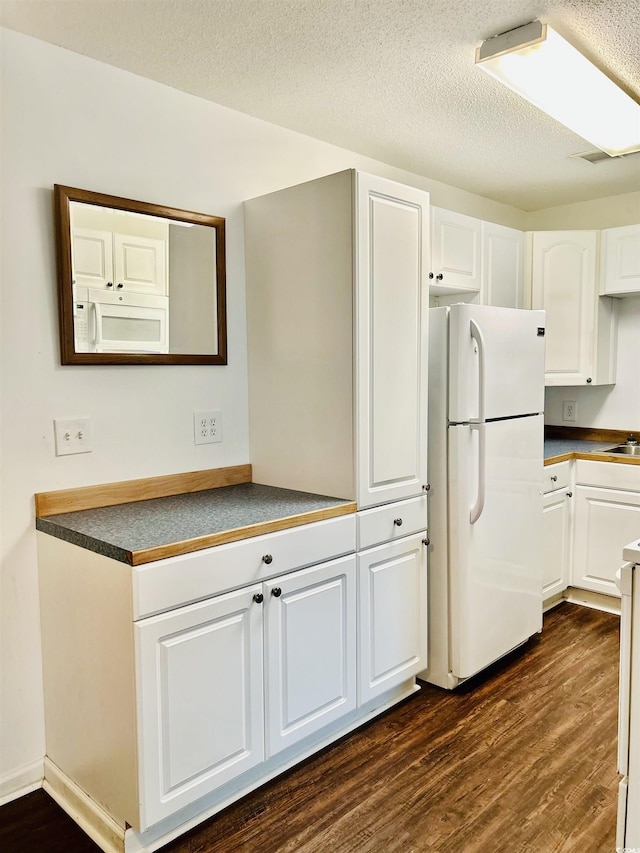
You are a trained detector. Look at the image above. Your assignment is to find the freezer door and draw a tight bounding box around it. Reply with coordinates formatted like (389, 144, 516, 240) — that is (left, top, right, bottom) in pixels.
(448, 303, 545, 423)
(448, 415, 543, 680)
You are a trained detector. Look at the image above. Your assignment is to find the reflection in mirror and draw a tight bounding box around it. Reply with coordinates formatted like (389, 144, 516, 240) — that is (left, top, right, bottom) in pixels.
(54, 185, 227, 365)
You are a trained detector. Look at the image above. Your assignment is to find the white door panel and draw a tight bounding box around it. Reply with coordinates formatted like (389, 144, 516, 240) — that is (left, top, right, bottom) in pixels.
(264, 556, 356, 757)
(448, 304, 545, 423)
(356, 172, 429, 507)
(358, 533, 428, 704)
(448, 416, 543, 680)
(135, 586, 264, 828)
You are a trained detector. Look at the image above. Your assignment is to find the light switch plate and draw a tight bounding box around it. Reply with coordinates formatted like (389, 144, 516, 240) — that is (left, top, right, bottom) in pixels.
(54, 418, 92, 455)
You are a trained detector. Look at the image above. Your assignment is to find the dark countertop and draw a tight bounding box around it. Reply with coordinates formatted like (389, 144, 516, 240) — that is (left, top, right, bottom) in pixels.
(544, 438, 618, 460)
(36, 483, 355, 565)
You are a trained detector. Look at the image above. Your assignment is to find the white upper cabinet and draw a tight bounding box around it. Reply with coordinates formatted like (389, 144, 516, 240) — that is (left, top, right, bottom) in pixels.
(72, 227, 167, 297)
(430, 207, 482, 293)
(429, 208, 525, 308)
(481, 221, 524, 309)
(600, 224, 640, 296)
(530, 230, 617, 386)
(244, 170, 430, 509)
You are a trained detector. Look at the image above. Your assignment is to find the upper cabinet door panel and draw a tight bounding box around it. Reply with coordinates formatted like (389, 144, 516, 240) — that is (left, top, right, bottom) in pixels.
(113, 233, 167, 297)
(71, 228, 114, 289)
(601, 224, 640, 296)
(482, 221, 524, 308)
(531, 231, 599, 385)
(431, 207, 482, 292)
(355, 173, 429, 508)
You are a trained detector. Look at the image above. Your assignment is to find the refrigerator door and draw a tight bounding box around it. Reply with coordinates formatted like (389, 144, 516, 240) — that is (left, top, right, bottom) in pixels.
(448, 303, 545, 423)
(448, 414, 543, 680)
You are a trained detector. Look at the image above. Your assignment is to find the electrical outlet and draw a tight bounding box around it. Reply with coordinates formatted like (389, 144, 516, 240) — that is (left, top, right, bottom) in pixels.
(194, 410, 223, 444)
(54, 418, 92, 456)
(563, 401, 577, 422)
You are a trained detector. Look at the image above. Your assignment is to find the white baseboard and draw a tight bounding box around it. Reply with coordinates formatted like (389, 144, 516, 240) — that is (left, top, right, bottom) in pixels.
(0, 758, 44, 805)
(564, 587, 621, 616)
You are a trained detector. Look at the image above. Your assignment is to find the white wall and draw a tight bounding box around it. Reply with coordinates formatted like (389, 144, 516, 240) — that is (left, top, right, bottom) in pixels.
(544, 295, 640, 430)
(0, 28, 529, 799)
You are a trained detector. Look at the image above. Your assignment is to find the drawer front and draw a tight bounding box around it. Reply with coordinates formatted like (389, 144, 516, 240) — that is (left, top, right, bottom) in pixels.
(133, 514, 356, 619)
(357, 496, 428, 551)
(543, 460, 571, 494)
(575, 459, 640, 491)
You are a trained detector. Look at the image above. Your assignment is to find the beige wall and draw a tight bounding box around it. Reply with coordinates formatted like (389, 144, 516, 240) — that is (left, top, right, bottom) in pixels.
(526, 191, 640, 230)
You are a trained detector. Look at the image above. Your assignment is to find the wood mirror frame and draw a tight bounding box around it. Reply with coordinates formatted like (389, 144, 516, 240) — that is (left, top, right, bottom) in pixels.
(54, 185, 227, 365)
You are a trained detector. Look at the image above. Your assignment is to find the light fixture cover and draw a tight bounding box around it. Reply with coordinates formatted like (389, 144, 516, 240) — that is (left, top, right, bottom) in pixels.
(476, 21, 640, 157)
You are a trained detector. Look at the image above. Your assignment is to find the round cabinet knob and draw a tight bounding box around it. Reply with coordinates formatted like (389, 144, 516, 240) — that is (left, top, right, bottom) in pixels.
(551, 475, 558, 482)
(586, 377, 592, 384)
(272, 587, 282, 598)
(253, 593, 264, 604)
(106, 282, 113, 288)
(423, 483, 431, 491)
(566, 491, 573, 498)
(436, 273, 443, 281)
(422, 537, 430, 546)
(262, 554, 273, 565)
(117, 282, 124, 289)
(393, 518, 403, 526)
(428, 272, 434, 279)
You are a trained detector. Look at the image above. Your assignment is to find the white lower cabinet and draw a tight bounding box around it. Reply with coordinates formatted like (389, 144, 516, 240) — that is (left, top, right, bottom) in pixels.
(542, 461, 572, 602)
(358, 532, 428, 704)
(264, 559, 356, 757)
(542, 488, 572, 601)
(136, 585, 265, 828)
(136, 556, 356, 827)
(38, 506, 427, 852)
(572, 485, 640, 597)
(571, 461, 640, 597)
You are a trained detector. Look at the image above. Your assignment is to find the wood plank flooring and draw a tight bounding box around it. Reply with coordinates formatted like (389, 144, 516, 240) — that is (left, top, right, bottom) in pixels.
(0, 603, 620, 852)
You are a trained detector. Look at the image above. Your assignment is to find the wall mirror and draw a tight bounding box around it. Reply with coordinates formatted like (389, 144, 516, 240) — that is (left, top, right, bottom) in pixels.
(54, 185, 227, 365)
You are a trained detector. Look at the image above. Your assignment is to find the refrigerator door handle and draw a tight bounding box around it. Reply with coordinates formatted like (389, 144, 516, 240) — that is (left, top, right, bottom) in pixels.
(469, 421, 486, 524)
(469, 318, 485, 425)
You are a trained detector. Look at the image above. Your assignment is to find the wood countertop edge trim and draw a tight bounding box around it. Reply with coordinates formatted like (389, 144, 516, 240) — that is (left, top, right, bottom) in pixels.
(129, 502, 358, 565)
(34, 464, 253, 517)
(545, 452, 640, 466)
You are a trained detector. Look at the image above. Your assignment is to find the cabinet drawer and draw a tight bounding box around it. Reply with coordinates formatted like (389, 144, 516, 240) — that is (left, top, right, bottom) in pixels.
(133, 514, 356, 619)
(543, 461, 572, 493)
(575, 460, 640, 491)
(357, 496, 428, 550)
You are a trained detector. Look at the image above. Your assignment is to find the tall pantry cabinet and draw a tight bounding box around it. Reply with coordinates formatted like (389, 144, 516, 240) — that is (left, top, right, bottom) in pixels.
(244, 170, 429, 509)
(244, 170, 430, 700)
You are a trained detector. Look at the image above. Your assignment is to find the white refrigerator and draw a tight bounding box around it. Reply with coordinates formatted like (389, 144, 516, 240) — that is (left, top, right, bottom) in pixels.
(420, 303, 546, 689)
(617, 540, 640, 849)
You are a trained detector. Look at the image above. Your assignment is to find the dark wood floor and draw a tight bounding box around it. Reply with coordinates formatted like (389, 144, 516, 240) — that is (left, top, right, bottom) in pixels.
(0, 603, 620, 852)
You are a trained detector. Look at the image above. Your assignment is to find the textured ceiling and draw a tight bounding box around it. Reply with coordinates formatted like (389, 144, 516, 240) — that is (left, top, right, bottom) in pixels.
(2, 0, 640, 211)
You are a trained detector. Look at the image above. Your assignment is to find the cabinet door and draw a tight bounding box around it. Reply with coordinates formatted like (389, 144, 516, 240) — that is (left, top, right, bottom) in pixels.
(113, 232, 167, 296)
(542, 488, 571, 601)
(431, 207, 482, 292)
(71, 228, 114, 290)
(358, 532, 428, 705)
(264, 556, 356, 757)
(572, 486, 640, 597)
(355, 172, 429, 508)
(531, 231, 600, 385)
(601, 224, 640, 296)
(481, 221, 524, 308)
(135, 586, 264, 829)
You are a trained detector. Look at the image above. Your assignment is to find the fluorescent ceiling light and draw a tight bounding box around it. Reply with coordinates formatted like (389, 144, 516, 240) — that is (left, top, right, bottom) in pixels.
(475, 20, 640, 157)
